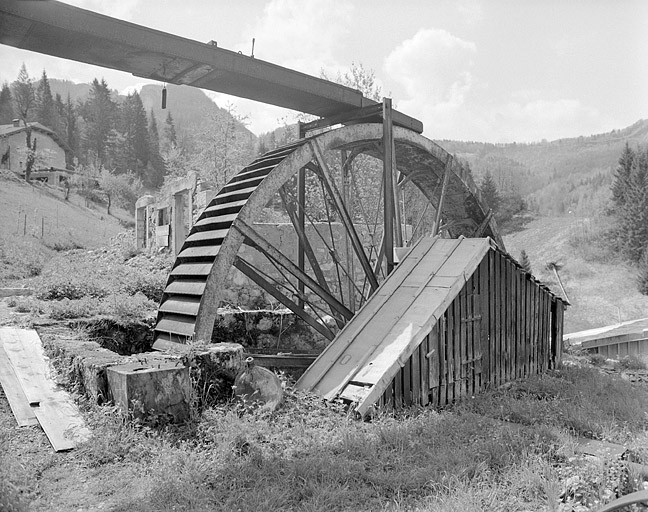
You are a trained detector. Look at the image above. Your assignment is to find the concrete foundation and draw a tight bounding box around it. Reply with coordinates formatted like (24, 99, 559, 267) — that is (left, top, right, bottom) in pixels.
(107, 361, 191, 422)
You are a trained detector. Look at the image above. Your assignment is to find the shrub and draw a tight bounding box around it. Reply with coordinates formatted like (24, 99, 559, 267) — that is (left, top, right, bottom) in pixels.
(44, 239, 84, 252)
(49, 297, 100, 319)
(122, 270, 167, 302)
(615, 354, 648, 371)
(37, 278, 108, 301)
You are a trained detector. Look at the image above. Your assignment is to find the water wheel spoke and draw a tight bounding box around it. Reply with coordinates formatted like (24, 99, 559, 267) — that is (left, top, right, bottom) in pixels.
(233, 257, 335, 341)
(278, 185, 347, 326)
(234, 219, 353, 323)
(309, 140, 379, 292)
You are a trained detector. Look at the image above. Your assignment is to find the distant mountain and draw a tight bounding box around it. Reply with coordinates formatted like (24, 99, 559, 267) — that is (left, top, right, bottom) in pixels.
(437, 120, 648, 215)
(48, 79, 94, 104)
(48, 79, 256, 143)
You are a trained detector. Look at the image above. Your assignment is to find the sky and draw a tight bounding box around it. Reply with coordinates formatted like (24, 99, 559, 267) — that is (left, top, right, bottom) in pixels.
(1, 0, 647, 143)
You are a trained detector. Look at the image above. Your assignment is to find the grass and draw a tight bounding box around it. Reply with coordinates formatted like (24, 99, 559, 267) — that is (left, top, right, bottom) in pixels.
(0, 175, 129, 285)
(503, 215, 648, 332)
(58, 363, 648, 512)
(460, 365, 648, 443)
(74, 389, 576, 512)
(3, 186, 648, 510)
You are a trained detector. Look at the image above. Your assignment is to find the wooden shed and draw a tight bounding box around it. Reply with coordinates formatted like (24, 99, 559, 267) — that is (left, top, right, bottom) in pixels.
(296, 236, 567, 416)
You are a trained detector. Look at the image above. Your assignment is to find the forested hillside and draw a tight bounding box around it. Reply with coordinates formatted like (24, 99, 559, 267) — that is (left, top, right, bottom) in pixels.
(440, 120, 648, 216)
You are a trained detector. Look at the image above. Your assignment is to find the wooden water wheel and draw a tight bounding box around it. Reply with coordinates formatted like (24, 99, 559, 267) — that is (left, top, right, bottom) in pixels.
(154, 122, 503, 349)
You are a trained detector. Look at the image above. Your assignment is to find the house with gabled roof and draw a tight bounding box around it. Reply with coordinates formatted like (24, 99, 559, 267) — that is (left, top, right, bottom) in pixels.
(0, 120, 70, 182)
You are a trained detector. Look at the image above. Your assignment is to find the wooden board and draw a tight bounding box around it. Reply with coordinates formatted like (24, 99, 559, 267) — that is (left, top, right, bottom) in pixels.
(33, 399, 91, 452)
(0, 346, 38, 426)
(0, 327, 90, 451)
(1, 327, 51, 405)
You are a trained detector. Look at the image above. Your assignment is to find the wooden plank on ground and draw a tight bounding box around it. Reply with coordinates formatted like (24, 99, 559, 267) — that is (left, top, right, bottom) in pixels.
(1, 327, 50, 405)
(0, 346, 38, 426)
(33, 399, 91, 452)
(0, 327, 90, 451)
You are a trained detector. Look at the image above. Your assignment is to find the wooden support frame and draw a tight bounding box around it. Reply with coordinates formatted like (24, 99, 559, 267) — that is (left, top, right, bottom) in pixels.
(233, 257, 335, 341)
(310, 140, 379, 292)
(234, 220, 354, 323)
(383, 98, 396, 274)
(433, 153, 453, 236)
(277, 185, 345, 327)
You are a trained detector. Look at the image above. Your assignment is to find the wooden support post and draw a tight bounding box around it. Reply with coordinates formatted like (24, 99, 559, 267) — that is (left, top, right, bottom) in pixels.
(297, 166, 306, 308)
(433, 154, 453, 236)
(341, 149, 356, 311)
(383, 98, 395, 274)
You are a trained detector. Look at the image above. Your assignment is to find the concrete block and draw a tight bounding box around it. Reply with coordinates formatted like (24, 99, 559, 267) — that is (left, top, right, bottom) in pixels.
(107, 361, 190, 422)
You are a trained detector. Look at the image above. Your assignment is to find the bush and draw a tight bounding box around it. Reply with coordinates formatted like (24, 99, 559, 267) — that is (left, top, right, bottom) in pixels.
(37, 278, 108, 301)
(44, 239, 84, 252)
(615, 355, 648, 371)
(122, 270, 167, 302)
(49, 297, 100, 319)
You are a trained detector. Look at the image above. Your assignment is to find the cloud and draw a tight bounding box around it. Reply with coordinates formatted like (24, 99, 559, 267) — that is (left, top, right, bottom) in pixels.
(239, 0, 354, 77)
(203, 0, 356, 134)
(384, 28, 608, 142)
(385, 28, 476, 109)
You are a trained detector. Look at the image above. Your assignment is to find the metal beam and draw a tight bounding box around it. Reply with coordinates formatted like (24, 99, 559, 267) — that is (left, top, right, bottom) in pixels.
(0, 0, 423, 131)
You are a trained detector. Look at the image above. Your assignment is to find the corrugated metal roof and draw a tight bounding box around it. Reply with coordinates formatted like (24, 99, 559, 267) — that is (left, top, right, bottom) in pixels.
(296, 235, 566, 416)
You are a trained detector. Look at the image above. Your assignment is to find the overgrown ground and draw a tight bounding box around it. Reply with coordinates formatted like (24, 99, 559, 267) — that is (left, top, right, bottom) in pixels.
(2, 179, 648, 510)
(503, 214, 648, 333)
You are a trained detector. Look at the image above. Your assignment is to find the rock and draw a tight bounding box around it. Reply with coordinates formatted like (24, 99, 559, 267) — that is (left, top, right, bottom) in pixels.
(233, 357, 283, 411)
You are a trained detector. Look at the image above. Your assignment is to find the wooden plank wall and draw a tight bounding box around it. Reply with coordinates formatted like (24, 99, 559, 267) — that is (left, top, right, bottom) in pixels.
(379, 249, 565, 409)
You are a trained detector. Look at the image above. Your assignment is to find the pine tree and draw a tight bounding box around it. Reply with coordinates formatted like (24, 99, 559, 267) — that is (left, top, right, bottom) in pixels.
(64, 94, 79, 166)
(118, 91, 149, 179)
(618, 149, 648, 262)
(35, 70, 56, 129)
(163, 111, 177, 150)
(53, 93, 67, 143)
(0, 83, 14, 124)
(519, 250, 532, 274)
(480, 170, 501, 213)
(611, 142, 635, 210)
(147, 110, 166, 188)
(80, 78, 116, 165)
(11, 64, 36, 181)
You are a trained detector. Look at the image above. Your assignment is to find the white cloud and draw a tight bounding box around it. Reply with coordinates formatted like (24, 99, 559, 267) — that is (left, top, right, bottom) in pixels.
(238, 0, 354, 77)
(384, 28, 608, 142)
(202, 0, 357, 134)
(385, 28, 476, 109)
